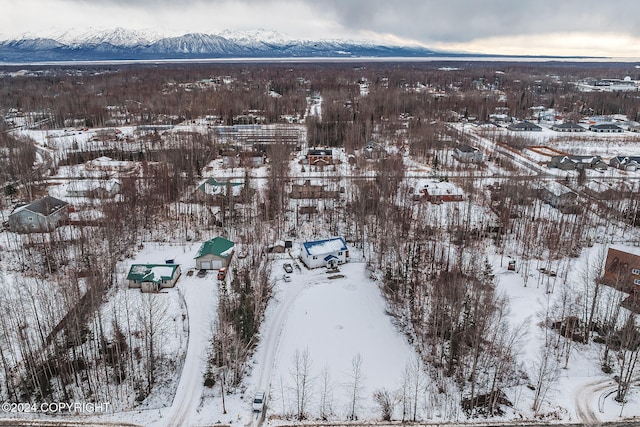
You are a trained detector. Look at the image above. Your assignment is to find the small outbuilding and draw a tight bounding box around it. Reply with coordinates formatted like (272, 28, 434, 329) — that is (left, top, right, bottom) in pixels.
(195, 237, 235, 270)
(127, 264, 182, 293)
(300, 237, 349, 269)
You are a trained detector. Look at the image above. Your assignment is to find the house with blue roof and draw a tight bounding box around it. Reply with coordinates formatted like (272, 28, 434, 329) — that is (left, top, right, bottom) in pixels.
(300, 237, 349, 269)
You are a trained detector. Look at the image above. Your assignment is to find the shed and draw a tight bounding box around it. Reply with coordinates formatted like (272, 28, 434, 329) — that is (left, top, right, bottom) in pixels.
(195, 237, 235, 270)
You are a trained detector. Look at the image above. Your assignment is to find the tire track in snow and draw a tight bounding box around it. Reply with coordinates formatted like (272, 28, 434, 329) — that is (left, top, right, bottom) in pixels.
(160, 283, 216, 427)
(575, 378, 615, 426)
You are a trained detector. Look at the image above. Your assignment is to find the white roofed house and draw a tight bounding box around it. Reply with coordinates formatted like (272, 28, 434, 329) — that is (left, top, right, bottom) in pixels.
(300, 237, 349, 269)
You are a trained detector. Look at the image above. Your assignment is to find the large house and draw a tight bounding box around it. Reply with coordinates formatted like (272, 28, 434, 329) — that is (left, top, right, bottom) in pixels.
(538, 181, 580, 213)
(507, 122, 542, 131)
(589, 123, 624, 133)
(8, 196, 70, 233)
(421, 181, 464, 203)
(610, 156, 640, 172)
(307, 149, 334, 166)
(127, 263, 181, 293)
(548, 155, 608, 171)
(300, 237, 349, 269)
(551, 122, 586, 132)
(603, 246, 640, 307)
(195, 237, 235, 270)
(452, 145, 484, 163)
(290, 180, 338, 199)
(65, 179, 121, 198)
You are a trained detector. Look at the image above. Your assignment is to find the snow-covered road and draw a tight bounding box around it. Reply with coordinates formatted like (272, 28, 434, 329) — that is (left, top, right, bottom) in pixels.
(156, 276, 218, 427)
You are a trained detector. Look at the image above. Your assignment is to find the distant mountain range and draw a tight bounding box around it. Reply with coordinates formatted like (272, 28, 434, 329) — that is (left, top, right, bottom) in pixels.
(0, 27, 468, 63)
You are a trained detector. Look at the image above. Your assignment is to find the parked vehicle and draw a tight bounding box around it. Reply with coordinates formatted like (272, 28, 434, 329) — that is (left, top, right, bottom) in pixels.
(252, 390, 266, 412)
(283, 263, 293, 273)
(217, 268, 227, 280)
(196, 269, 207, 278)
(283, 274, 291, 282)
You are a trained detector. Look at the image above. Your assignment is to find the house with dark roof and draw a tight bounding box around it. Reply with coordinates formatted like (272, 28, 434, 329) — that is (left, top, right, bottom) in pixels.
(610, 156, 640, 172)
(589, 123, 624, 133)
(300, 237, 349, 269)
(452, 145, 484, 163)
(307, 149, 334, 166)
(507, 122, 542, 131)
(551, 122, 586, 132)
(8, 196, 70, 233)
(127, 263, 181, 293)
(548, 155, 608, 171)
(195, 237, 235, 270)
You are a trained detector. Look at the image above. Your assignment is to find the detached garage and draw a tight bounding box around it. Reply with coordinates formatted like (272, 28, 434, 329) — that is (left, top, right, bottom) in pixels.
(195, 237, 235, 270)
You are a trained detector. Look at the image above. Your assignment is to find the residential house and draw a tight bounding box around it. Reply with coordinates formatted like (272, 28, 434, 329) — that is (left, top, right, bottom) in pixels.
(221, 150, 266, 168)
(421, 181, 464, 203)
(85, 156, 136, 173)
(197, 178, 244, 197)
(507, 122, 542, 131)
(610, 156, 640, 172)
(628, 124, 640, 133)
(300, 237, 349, 269)
(195, 237, 235, 270)
(127, 263, 181, 293)
(538, 181, 580, 213)
(65, 179, 121, 198)
(603, 246, 640, 297)
(548, 155, 608, 171)
(363, 142, 387, 160)
(551, 122, 586, 132)
(452, 145, 484, 163)
(589, 123, 624, 133)
(290, 180, 338, 199)
(8, 196, 70, 233)
(307, 149, 334, 166)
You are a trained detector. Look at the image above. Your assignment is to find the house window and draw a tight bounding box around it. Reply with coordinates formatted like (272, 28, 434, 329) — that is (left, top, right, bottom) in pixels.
(632, 268, 640, 275)
(338, 251, 343, 256)
(634, 279, 640, 286)
(28, 216, 33, 221)
(313, 256, 317, 260)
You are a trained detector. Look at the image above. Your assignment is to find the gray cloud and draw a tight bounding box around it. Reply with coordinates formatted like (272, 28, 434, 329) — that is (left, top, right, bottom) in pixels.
(304, 0, 640, 43)
(24, 0, 640, 44)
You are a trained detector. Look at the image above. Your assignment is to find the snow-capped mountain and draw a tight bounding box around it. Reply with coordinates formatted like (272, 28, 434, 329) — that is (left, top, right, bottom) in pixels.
(0, 28, 454, 62)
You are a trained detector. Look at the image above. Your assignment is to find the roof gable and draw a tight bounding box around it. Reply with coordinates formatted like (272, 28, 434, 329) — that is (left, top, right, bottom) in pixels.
(16, 196, 69, 217)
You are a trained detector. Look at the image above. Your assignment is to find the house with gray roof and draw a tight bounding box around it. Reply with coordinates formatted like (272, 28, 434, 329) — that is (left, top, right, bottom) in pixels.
(551, 122, 586, 132)
(548, 155, 608, 171)
(452, 145, 484, 163)
(610, 156, 640, 172)
(8, 196, 69, 233)
(507, 122, 542, 131)
(589, 123, 624, 133)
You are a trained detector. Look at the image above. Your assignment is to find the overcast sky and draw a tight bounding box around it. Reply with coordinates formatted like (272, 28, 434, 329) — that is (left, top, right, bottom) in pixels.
(2, 0, 640, 57)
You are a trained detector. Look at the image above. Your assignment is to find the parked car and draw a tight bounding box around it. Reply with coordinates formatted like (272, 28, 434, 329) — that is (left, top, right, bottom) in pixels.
(217, 268, 227, 280)
(253, 390, 266, 412)
(283, 263, 293, 273)
(196, 269, 207, 278)
(283, 274, 291, 282)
